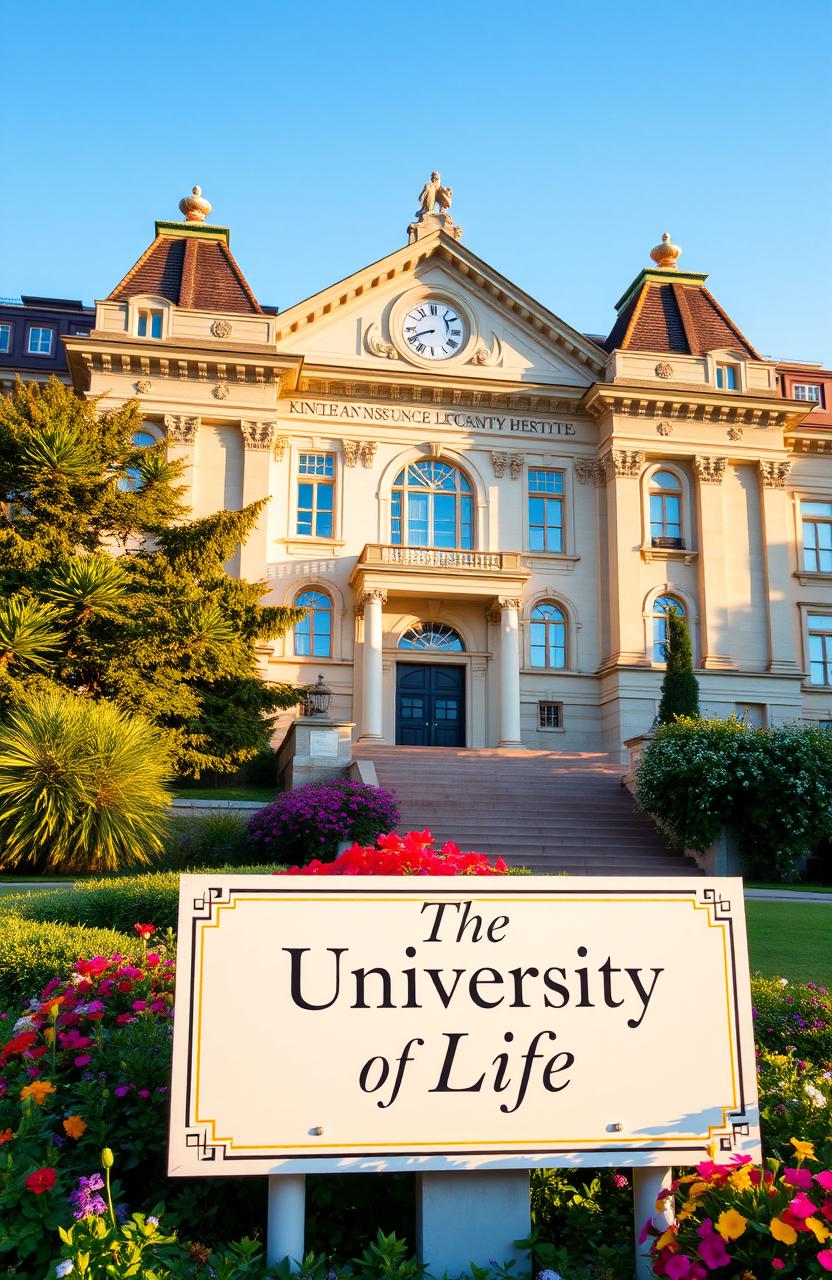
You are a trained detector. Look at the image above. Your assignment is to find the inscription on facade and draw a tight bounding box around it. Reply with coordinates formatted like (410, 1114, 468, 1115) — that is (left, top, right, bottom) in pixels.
(286, 399, 579, 437)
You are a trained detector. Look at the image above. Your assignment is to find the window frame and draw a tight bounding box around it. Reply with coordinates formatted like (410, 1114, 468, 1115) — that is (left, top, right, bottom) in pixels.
(295, 452, 336, 540)
(292, 589, 334, 660)
(137, 308, 164, 340)
(390, 458, 475, 550)
(650, 593, 689, 665)
(801, 499, 832, 575)
(528, 600, 568, 671)
(527, 467, 565, 554)
(806, 613, 832, 688)
(715, 363, 738, 391)
(0, 322, 12, 354)
(648, 469, 685, 549)
(27, 326, 54, 356)
(793, 383, 824, 406)
(537, 701, 564, 731)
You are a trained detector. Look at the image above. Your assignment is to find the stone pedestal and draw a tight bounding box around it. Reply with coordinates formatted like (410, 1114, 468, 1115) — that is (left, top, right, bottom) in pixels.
(277, 718, 355, 790)
(416, 1171, 529, 1273)
(407, 210, 462, 243)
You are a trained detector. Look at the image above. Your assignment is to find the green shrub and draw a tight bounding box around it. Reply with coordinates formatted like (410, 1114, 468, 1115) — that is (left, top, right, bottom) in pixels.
(163, 812, 253, 868)
(635, 717, 832, 879)
(750, 973, 832, 1062)
(657, 606, 699, 723)
(0, 915, 136, 1006)
(0, 689, 172, 873)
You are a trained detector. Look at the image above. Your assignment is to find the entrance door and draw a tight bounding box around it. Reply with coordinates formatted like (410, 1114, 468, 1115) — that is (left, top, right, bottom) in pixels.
(395, 664, 465, 747)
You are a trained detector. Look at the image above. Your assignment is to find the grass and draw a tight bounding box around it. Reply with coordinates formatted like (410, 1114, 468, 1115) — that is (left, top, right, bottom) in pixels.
(745, 901, 832, 986)
(172, 786, 274, 803)
(745, 881, 832, 893)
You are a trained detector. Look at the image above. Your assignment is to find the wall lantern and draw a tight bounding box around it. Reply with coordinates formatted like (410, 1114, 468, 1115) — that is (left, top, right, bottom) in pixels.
(306, 673, 333, 718)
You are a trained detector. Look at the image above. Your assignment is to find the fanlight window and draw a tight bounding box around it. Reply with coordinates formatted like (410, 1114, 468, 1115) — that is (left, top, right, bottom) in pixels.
(529, 602, 566, 669)
(391, 461, 473, 549)
(294, 590, 332, 658)
(398, 622, 465, 652)
(652, 595, 686, 663)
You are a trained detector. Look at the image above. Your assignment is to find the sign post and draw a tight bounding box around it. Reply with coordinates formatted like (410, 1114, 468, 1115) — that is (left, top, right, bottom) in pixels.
(169, 877, 759, 1274)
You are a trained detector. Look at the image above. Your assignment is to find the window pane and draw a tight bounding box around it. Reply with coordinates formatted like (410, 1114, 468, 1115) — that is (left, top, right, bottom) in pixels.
(296, 482, 313, 536)
(802, 502, 832, 518)
(809, 616, 832, 630)
(391, 491, 402, 545)
(407, 493, 429, 545)
(138, 313, 148, 337)
(460, 495, 473, 549)
(0, 325, 10, 352)
(150, 312, 162, 339)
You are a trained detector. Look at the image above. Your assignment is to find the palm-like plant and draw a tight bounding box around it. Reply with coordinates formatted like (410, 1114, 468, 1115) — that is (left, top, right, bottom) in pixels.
(18, 423, 96, 480)
(44, 554, 129, 623)
(0, 690, 171, 873)
(0, 596, 63, 671)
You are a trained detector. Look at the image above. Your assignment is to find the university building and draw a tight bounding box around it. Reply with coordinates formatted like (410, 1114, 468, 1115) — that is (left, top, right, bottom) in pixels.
(46, 182, 832, 759)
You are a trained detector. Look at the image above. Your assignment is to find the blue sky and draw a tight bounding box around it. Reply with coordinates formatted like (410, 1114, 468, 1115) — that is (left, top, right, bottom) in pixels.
(2, 0, 830, 361)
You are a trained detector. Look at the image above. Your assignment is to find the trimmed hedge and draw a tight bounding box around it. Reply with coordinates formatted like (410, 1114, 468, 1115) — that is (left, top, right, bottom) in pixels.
(0, 916, 136, 1007)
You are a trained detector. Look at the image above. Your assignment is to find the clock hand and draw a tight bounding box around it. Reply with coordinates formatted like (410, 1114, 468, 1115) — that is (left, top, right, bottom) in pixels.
(414, 328, 436, 338)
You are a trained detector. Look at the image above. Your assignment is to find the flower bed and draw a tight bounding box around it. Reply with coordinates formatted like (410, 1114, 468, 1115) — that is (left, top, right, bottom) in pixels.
(248, 779, 400, 865)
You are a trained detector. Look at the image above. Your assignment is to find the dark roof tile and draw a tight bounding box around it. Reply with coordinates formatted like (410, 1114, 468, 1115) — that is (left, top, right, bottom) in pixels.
(108, 232, 261, 315)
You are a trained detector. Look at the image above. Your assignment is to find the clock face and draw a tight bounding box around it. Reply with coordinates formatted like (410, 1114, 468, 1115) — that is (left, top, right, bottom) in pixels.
(402, 300, 466, 360)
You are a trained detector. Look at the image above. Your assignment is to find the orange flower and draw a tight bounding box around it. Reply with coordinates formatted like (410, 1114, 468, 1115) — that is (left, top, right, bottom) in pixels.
(63, 1115, 87, 1139)
(19, 1080, 56, 1106)
(0, 1129, 13, 1145)
(770, 1216, 798, 1245)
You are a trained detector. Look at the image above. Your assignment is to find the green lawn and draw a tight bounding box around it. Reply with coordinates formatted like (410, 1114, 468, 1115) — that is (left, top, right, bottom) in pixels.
(172, 786, 274, 803)
(745, 881, 832, 893)
(745, 901, 832, 985)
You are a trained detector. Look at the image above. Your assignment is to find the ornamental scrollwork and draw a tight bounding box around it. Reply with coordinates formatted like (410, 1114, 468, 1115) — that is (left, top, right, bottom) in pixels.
(656, 421, 672, 437)
(343, 440, 360, 468)
(490, 452, 506, 479)
(164, 415, 200, 445)
(574, 458, 596, 485)
(694, 456, 728, 484)
(655, 362, 674, 379)
(213, 382, 230, 400)
(365, 322, 398, 360)
(470, 333, 503, 367)
(359, 441, 378, 468)
(509, 453, 524, 480)
(759, 460, 791, 489)
(211, 319, 233, 339)
(135, 378, 153, 394)
(240, 421, 277, 451)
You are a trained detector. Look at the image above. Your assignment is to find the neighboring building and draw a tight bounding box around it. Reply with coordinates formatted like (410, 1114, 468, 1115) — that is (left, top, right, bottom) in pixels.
(63, 185, 831, 758)
(0, 295, 94, 393)
(777, 360, 832, 429)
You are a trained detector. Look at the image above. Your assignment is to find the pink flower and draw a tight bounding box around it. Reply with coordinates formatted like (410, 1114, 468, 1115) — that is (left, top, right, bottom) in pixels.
(785, 1167, 814, 1189)
(816, 1172, 832, 1192)
(696, 1221, 730, 1270)
(146, 954, 160, 969)
(638, 1217, 653, 1245)
(665, 1258, 690, 1279)
(115, 1014, 136, 1026)
(789, 1191, 818, 1220)
(772, 1261, 785, 1271)
(818, 1251, 832, 1273)
(131, 1001, 147, 1012)
(114, 1085, 131, 1098)
(612, 1173, 629, 1188)
(74, 1055, 92, 1067)
(138, 1089, 150, 1099)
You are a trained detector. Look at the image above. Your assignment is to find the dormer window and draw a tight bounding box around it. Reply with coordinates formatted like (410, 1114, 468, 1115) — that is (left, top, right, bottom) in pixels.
(794, 383, 824, 406)
(137, 309, 163, 339)
(715, 363, 737, 391)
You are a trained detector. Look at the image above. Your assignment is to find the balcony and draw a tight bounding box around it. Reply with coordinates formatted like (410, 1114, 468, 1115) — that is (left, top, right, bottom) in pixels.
(349, 543, 530, 602)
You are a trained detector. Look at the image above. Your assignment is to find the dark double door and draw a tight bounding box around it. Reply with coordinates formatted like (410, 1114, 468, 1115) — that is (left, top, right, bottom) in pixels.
(395, 663, 465, 747)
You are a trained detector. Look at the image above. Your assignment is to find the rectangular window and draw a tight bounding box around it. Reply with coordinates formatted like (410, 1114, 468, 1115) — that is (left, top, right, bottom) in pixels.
(296, 453, 335, 538)
(0, 323, 11, 353)
(538, 702, 563, 730)
(808, 615, 832, 685)
(716, 364, 737, 390)
(27, 327, 53, 355)
(137, 309, 163, 339)
(802, 500, 832, 573)
(528, 469, 565, 553)
(794, 383, 825, 406)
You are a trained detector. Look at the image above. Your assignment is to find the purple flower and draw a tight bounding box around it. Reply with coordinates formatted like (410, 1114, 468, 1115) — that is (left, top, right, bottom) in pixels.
(115, 1085, 131, 1098)
(69, 1174, 107, 1220)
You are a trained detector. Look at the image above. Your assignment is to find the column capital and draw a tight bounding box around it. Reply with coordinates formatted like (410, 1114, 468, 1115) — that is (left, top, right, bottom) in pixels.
(164, 414, 200, 445)
(759, 459, 792, 489)
(574, 458, 596, 485)
(354, 589, 387, 616)
(597, 449, 645, 484)
(498, 597, 522, 613)
(694, 455, 728, 484)
(241, 420, 277, 451)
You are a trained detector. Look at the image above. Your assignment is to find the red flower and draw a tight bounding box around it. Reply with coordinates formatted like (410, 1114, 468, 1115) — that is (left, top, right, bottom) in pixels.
(0, 1129, 13, 1145)
(25, 1167, 56, 1195)
(0, 1032, 37, 1063)
(133, 923, 156, 940)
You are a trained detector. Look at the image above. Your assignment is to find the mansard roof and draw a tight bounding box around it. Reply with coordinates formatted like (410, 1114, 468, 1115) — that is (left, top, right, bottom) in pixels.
(604, 269, 759, 360)
(107, 222, 262, 315)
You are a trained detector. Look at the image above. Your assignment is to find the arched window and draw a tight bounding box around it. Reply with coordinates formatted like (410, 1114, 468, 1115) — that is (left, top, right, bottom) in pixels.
(529, 602, 566, 669)
(398, 622, 465, 651)
(652, 595, 686, 663)
(294, 590, 332, 658)
(649, 470, 683, 547)
(119, 430, 157, 492)
(391, 460, 473, 549)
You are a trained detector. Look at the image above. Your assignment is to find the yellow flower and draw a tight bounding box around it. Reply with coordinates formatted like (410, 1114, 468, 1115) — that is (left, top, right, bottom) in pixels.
(770, 1216, 798, 1245)
(683, 1200, 697, 1212)
(729, 1167, 752, 1192)
(789, 1137, 817, 1162)
(655, 1228, 676, 1251)
(707, 1139, 719, 1159)
(43, 1027, 54, 1045)
(806, 1217, 830, 1244)
(63, 1115, 87, 1139)
(716, 1208, 747, 1241)
(689, 1181, 709, 1198)
(19, 1081, 56, 1106)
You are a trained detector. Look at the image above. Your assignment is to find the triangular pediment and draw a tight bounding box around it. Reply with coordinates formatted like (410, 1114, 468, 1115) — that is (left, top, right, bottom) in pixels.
(273, 231, 605, 388)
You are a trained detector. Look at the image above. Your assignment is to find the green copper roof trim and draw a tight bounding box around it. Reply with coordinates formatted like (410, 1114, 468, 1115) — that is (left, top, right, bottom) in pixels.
(154, 221, 231, 246)
(613, 268, 709, 315)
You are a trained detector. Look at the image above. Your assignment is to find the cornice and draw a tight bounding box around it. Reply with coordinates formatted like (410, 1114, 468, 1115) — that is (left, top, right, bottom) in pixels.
(786, 430, 832, 456)
(64, 336, 303, 396)
(290, 372, 586, 419)
(582, 382, 808, 430)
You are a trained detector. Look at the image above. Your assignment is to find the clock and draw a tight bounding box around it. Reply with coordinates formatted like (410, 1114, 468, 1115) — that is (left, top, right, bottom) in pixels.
(401, 299, 466, 360)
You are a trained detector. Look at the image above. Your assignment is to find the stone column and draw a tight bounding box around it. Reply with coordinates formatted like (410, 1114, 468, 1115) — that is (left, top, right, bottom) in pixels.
(357, 590, 385, 741)
(497, 597, 522, 748)
(164, 414, 200, 509)
(599, 450, 647, 666)
(694, 456, 733, 668)
(239, 422, 285, 581)
(759, 460, 799, 673)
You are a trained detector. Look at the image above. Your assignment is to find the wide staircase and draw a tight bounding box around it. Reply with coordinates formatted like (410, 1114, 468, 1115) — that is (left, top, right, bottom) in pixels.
(354, 745, 700, 876)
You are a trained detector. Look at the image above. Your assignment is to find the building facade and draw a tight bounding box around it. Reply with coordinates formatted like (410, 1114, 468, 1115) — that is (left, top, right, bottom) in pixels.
(0, 295, 94, 393)
(61, 185, 832, 758)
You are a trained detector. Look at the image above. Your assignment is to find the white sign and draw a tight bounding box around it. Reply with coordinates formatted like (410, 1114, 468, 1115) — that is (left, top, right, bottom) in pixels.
(285, 398, 580, 437)
(308, 729, 339, 759)
(168, 876, 760, 1176)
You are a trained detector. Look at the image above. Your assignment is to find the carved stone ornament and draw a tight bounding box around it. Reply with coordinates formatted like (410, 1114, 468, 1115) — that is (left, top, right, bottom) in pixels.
(355, 589, 387, 617)
(135, 378, 153, 394)
(273, 435, 288, 462)
(490, 451, 506, 479)
(728, 426, 744, 441)
(695, 455, 728, 484)
(485, 607, 502, 625)
(470, 334, 503, 367)
(365, 322, 397, 360)
(759, 459, 792, 489)
(598, 450, 644, 482)
(499, 597, 523, 612)
(164, 415, 200, 445)
(656, 362, 674, 379)
(240, 421, 276, 451)
(656, 421, 672, 436)
(359, 441, 378, 469)
(213, 382, 230, 400)
(343, 440, 360, 468)
(210, 319, 232, 339)
(574, 458, 596, 485)
(509, 453, 524, 481)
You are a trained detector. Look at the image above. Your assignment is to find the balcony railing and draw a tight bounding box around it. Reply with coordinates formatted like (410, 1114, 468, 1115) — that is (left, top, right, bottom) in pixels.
(356, 544, 525, 573)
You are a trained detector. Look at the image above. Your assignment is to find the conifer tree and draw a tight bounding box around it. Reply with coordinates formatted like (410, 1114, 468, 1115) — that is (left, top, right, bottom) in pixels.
(657, 607, 700, 724)
(0, 378, 302, 775)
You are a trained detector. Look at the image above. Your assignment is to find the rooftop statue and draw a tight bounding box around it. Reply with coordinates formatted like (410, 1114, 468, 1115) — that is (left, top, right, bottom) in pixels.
(417, 172, 453, 216)
(410, 172, 461, 243)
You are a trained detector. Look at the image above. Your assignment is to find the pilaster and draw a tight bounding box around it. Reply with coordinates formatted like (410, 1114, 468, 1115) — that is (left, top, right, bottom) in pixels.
(758, 459, 799, 673)
(164, 414, 200, 509)
(600, 450, 647, 667)
(694, 456, 734, 669)
(239, 421, 281, 580)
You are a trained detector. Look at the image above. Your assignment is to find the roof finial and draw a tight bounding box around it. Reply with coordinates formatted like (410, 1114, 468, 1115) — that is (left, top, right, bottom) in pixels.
(650, 231, 682, 270)
(179, 185, 212, 224)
